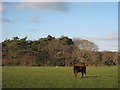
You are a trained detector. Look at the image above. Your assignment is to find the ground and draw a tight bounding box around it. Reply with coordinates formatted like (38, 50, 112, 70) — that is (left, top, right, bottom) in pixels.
(2, 66, 118, 88)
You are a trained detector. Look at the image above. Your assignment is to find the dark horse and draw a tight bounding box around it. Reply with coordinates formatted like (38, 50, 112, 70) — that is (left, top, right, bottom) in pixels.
(72, 65, 86, 78)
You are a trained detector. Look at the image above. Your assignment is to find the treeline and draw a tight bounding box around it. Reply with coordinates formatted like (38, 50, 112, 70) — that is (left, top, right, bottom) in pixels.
(1, 35, 118, 66)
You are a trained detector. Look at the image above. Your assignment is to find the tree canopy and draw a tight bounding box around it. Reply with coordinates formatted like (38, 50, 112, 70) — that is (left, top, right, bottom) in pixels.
(1, 35, 118, 66)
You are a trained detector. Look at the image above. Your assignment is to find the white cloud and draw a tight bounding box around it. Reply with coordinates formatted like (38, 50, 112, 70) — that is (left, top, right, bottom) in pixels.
(31, 16, 41, 23)
(3, 0, 119, 2)
(16, 2, 70, 12)
(19, 0, 64, 2)
(0, 18, 11, 23)
(0, 5, 4, 13)
(1, 2, 92, 13)
(0, 7, 2, 13)
(82, 31, 118, 51)
(1, 3, 15, 13)
(84, 31, 118, 41)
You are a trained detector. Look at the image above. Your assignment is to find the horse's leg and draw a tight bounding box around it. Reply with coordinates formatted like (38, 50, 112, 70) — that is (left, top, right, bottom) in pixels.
(84, 68, 86, 78)
(84, 72, 86, 78)
(81, 72, 84, 78)
(74, 70, 78, 78)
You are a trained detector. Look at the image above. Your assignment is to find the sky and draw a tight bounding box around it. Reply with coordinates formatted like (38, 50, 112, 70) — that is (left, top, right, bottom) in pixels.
(0, 1, 118, 51)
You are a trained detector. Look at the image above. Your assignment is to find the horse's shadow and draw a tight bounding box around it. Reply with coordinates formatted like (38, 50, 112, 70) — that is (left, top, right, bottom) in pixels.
(85, 75, 101, 78)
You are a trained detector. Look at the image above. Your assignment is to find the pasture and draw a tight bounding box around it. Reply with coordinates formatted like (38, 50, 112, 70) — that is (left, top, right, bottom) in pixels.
(2, 66, 118, 88)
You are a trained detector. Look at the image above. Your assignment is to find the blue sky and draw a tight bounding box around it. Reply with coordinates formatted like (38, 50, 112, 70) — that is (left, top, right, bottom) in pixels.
(1, 2, 118, 51)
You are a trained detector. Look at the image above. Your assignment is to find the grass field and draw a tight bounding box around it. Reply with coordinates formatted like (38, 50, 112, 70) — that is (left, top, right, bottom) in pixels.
(2, 66, 118, 88)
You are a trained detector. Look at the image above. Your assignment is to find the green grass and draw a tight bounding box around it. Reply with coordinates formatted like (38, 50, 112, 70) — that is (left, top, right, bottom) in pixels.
(2, 66, 118, 88)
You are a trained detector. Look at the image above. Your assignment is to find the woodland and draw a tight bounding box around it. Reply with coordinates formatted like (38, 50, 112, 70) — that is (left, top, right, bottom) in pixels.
(1, 35, 118, 66)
